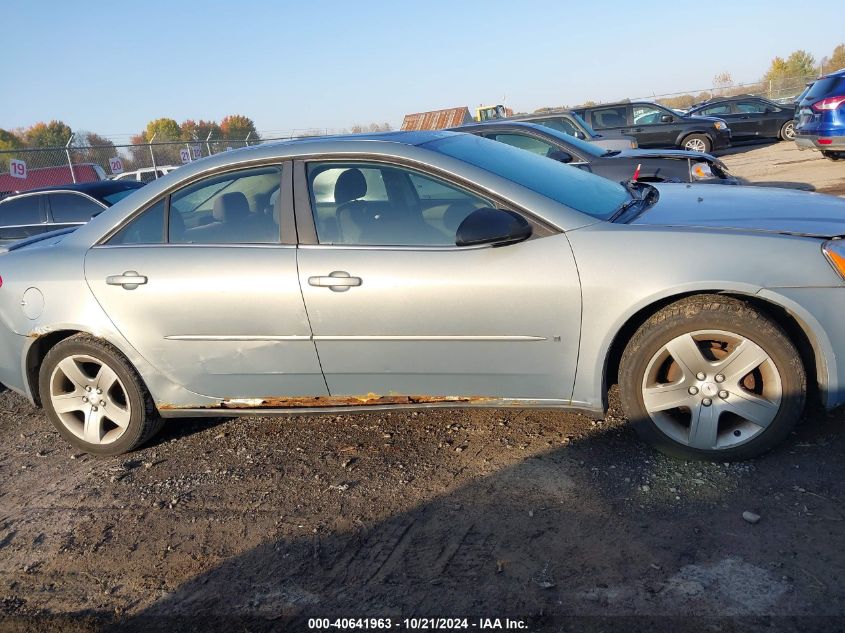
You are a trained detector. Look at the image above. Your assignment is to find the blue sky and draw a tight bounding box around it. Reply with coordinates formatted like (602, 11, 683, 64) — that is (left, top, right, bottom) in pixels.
(3, 0, 843, 139)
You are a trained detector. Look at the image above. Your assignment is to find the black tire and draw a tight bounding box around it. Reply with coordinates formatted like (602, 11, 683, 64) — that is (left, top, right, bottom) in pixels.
(779, 121, 795, 141)
(618, 295, 805, 461)
(39, 334, 163, 456)
(821, 150, 844, 161)
(680, 134, 711, 153)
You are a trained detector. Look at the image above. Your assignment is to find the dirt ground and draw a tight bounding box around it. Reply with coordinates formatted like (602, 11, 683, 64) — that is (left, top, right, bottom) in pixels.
(1, 140, 844, 633)
(717, 140, 845, 197)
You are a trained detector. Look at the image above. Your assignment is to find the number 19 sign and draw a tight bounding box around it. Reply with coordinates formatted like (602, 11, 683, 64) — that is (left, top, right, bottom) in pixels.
(10, 159, 27, 179)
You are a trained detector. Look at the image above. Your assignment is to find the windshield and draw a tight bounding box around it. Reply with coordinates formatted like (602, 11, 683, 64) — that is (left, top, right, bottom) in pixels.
(101, 189, 140, 205)
(424, 133, 629, 220)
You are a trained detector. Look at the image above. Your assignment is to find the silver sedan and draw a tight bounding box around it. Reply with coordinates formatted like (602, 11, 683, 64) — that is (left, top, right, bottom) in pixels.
(1, 131, 844, 460)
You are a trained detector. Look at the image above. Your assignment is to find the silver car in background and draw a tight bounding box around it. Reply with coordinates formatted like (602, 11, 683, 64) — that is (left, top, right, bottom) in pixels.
(1, 131, 845, 460)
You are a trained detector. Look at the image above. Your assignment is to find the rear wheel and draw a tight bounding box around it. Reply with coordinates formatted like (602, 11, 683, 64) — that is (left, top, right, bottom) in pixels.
(779, 121, 795, 141)
(39, 334, 162, 456)
(619, 295, 805, 460)
(681, 134, 711, 153)
(821, 150, 844, 160)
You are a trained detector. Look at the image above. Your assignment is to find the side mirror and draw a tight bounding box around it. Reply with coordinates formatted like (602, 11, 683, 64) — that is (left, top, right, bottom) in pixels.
(660, 114, 674, 123)
(574, 131, 586, 140)
(456, 208, 532, 248)
(548, 150, 573, 163)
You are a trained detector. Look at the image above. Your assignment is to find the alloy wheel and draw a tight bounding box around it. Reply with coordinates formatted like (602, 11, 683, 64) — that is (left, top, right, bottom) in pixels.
(49, 354, 132, 445)
(640, 329, 782, 451)
(783, 122, 795, 140)
(684, 138, 707, 152)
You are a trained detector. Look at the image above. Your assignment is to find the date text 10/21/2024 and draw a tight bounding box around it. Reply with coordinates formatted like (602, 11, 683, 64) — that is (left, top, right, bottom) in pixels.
(307, 618, 529, 630)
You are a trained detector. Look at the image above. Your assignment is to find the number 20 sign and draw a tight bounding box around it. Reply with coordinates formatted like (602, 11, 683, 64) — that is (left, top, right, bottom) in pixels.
(10, 159, 27, 179)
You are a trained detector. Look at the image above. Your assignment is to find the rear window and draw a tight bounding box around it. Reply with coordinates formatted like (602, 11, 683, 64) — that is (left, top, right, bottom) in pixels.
(804, 76, 845, 102)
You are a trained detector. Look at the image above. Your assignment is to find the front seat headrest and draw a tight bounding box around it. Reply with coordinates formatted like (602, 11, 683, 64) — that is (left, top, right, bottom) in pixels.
(213, 192, 250, 222)
(334, 169, 367, 205)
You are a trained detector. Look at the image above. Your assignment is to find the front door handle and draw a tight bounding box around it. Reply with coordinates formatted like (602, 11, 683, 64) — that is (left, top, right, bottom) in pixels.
(106, 270, 147, 290)
(308, 270, 362, 292)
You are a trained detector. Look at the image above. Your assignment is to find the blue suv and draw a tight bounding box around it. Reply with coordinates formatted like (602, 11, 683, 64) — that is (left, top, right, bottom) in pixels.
(794, 67, 845, 160)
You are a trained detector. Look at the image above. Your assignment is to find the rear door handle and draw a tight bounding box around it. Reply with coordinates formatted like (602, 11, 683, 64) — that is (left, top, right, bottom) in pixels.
(106, 270, 147, 290)
(308, 270, 362, 292)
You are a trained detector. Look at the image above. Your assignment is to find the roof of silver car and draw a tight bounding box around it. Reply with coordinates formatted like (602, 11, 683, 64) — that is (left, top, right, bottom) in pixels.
(255, 129, 457, 151)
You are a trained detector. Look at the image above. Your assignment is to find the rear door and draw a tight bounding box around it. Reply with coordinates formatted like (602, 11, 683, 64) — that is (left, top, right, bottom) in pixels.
(733, 100, 769, 138)
(295, 159, 582, 401)
(85, 162, 327, 400)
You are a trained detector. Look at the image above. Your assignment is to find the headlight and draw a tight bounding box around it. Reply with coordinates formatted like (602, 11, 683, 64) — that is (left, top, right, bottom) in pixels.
(714, 121, 727, 130)
(690, 162, 714, 180)
(822, 240, 845, 280)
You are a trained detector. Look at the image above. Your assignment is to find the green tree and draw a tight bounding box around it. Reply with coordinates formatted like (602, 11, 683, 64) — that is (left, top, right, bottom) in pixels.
(23, 120, 73, 147)
(220, 114, 259, 143)
(143, 118, 181, 142)
(0, 129, 25, 171)
(71, 130, 118, 171)
(823, 44, 845, 73)
(784, 50, 817, 79)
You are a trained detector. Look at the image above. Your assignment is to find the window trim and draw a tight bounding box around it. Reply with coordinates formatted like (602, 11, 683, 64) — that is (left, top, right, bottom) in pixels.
(292, 156, 557, 249)
(95, 160, 294, 247)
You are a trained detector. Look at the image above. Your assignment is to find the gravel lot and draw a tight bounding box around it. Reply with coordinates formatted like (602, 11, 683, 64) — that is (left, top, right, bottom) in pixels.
(0, 140, 844, 633)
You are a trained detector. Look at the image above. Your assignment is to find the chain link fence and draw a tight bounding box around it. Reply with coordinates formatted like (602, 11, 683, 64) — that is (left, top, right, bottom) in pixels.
(0, 131, 339, 198)
(646, 75, 813, 111)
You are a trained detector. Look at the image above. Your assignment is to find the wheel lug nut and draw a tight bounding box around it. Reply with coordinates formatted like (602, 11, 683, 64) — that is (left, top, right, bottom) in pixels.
(100, 400, 106, 406)
(82, 396, 88, 403)
(96, 388, 102, 394)
(696, 372, 706, 380)
(91, 406, 98, 412)
(715, 374, 725, 383)
(719, 390, 729, 399)
(702, 398, 712, 407)
(85, 386, 92, 392)
(688, 386, 699, 395)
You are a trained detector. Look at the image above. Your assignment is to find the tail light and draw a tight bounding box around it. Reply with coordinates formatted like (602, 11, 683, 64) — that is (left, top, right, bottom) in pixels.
(811, 96, 845, 112)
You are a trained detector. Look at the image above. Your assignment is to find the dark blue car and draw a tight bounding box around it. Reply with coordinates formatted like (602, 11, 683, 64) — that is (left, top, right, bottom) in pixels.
(794, 67, 845, 160)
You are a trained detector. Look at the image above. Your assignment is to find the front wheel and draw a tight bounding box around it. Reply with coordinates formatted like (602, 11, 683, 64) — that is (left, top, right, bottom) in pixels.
(681, 134, 711, 153)
(779, 121, 795, 141)
(618, 295, 805, 460)
(39, 334, 163, 456)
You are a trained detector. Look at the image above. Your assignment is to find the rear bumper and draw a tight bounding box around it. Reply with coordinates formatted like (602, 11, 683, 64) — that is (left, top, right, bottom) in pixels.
(794, 135, 845, 151)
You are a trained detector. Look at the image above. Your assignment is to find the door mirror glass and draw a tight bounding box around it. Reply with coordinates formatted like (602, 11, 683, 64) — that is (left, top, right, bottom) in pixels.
(455, 208, 532, 247)
(660, 114, 673, 123)
(548, 150, 573, 163)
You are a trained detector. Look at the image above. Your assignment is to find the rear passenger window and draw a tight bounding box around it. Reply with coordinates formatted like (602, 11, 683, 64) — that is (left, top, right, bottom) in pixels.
(0, 196, 44, 225)
(590, 107, 628, 129)
(49, 193, 103, 223)
(169, 166, 282, 244)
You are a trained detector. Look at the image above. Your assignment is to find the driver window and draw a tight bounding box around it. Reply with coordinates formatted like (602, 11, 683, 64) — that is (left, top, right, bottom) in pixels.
(736, 101, 767, 114)
(632, 104, 668, 125)
(306, 162, 492, 247)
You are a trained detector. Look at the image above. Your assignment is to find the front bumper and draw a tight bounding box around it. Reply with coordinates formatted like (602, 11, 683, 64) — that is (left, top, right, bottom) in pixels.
(711, 129, 732, 150)
(758, 287, 845, 410)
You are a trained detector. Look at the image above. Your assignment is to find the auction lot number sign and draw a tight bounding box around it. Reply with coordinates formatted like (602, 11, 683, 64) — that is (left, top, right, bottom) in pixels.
(10, 159, 26, 179)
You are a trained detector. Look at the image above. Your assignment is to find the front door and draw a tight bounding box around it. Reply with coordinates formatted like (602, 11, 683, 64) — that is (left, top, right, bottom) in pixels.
(85, 164, 327, 399)
(295, 160, 582, 401)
